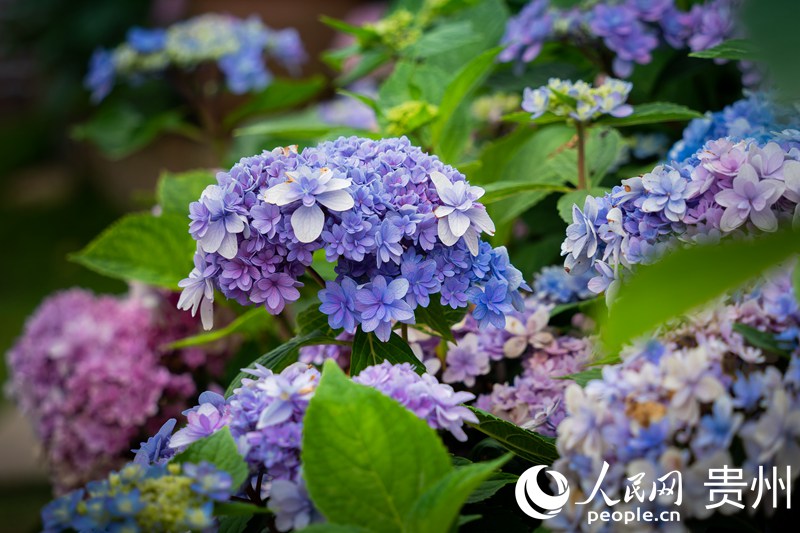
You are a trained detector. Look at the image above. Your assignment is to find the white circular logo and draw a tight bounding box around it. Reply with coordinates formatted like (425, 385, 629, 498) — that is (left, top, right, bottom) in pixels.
(515, 465, 571, 520)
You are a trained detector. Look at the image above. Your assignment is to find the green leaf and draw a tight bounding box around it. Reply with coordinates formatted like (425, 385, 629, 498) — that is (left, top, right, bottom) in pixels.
(224, 330, 339, 397)
(601, 227, 800, 353)
(298, 525, 372, 533)
(71, 213, 194, 289)
(337, 89, 382, 115)
(350, 329, 426, 376)
(550, 297, 600, 318)
(217, 515, 254, 533)
(557, 368, 603, 387)
(337, 49, 392, 87)
(557, 188, 610, 223)
(465, 472, 518, 504)
(413, 301, 467, 343)
(405, 455, 510, 533)
(165, 308, 272, 349)
(732, 323, 792, 358)
(481, 181, 573, 204)
(157, 169, 215, 215)
(72, 103, 189, 159)
(430, 48, 502, 157)
(688, 39, 758, 60)
(502, 111, 564, 126)
(597, 102, 703, 127)
(296, 304, 334, 336)
(302, 361, 452, 533)
(320, 15, 380, 43)
(402, 21, 481, 60)
(174, 427, 249, 488)
(467, 407, 558, 465)
(224, 76, 326, 127)
(215, 501, 272, 516)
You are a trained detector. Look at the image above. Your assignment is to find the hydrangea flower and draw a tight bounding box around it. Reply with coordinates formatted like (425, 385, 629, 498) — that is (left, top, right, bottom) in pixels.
(5, 288, 235, 493)
(180, 136, 525, 334)
(263, 167, 354, 243)
(522, 78, 633, 123)
(85, 14, 306, 101)
(41, 462, 232, 533)
(560, 99, 800, 296)
(158, 360, 478, 530)
(499, 0, 744, 81)
(551, 268, 800, 529)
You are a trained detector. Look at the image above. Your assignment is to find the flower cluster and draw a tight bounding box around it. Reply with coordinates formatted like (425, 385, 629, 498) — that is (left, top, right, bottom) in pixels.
(668, 93, 798, 163)
(167, 361, 478, 530)
(179, 136, 526, 338)
(499, 0, 740, 79)
(561, 126, 800, 294)
(85, 14, 306, 102)
(5, 287, 234, 493)
(522, 78, 633, 122)
(551, 268, 800, 529)
(41, 461, 232, 532)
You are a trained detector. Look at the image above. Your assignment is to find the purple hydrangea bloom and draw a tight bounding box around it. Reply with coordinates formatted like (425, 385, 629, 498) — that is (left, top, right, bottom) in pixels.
(132, 418, 176, 466)
(499, 0, 745, 82)
(715, 163, 785, 232)
(468, 279, 513, 329)
(561, 95, 800, 297)
(641, 165, 691, 222)
(353, 361, 479, 441)
(561, 195, 601, 275)
(263, 166, 354, 243)
(443, 333, 490, 386)
(180, 136, 523, 333)
(268, 477, 323, 532)
(169, 402, 230, 449)
(318, 277, 359, 333)
(5, 288, 235, 493)
(553, 267, 800, 526)
(355, 276, 415, 341)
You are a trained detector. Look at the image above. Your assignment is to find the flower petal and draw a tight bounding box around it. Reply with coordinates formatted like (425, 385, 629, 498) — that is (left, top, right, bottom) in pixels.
(316, 189, 354, 211)
(750, 207, 778, 232)
(462, 227, 480, 256)
(466, 207, 495, 235)
(429, 170, 452, 196)
(437, 217, 459, 246)
(264, 182, 299, 206)
(447, 210, 471, 238)
(290, 204, 325, 243)
(323, 177, 352, 192)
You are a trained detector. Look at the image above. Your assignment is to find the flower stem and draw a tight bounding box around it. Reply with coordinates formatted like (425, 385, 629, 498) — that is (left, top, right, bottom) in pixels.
(401, 323, 409, 342)
(576, 121, 587, 190)
(306, 266, 326, 289)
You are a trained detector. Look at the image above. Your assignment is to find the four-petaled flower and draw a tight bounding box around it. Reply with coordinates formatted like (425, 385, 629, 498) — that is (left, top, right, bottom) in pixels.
(715, 163, 785, 232)
(355, 276, 415, 341)
(430, 171, 495, 255)
(263, 166, 354, 243)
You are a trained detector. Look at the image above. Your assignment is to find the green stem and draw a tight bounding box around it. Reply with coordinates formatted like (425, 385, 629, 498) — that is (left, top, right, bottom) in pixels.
(401, 323, 409, 343)
(576, 121, 588, 190)
(306, 266, 327, 289)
